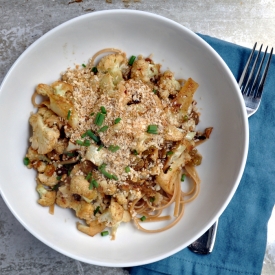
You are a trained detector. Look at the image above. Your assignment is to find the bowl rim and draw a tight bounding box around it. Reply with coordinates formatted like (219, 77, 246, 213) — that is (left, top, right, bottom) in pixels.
(0, 9, 249, 267)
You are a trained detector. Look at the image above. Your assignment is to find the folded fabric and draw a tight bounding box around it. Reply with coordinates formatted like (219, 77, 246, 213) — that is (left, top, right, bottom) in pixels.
(129, 34, 275, 275)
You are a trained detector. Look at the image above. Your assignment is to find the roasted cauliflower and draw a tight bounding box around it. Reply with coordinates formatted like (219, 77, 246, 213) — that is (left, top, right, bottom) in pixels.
(36, 183, 56, 206)
(158, 70, 181, 99)
(70, 175, 98, 202)
(131, 57, 160, 83)
(29, 107, 60, 154)
(97, 53, 129, 86)
(36, 81, 78, 128)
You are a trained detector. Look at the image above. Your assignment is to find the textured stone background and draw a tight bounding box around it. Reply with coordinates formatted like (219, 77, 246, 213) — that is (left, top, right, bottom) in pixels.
(0, 0, 275, 274)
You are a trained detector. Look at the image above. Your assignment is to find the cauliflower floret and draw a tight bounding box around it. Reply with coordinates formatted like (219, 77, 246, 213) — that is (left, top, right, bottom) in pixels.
(158, 70, 181, 99)
(99, 179, 117, 196)
(36, 82, 78, 128)
(56, 185, 94, 223)
(53, 138, 68, 154)
(156, 143, 191, 195)
(33, 160, 47, 173)
(38, 172, 58, 187)
(70, 175, 98, 202)
(26, 147, 50, 163)
(113, 191, 128, 207)
(99, 73, 115, 95)
(74, 200, 94, 222)
(85, 143, 108, 166)
(163, 142, 186, 171)
(127, 189, 143, 201)
(98, 199, 124, 227)
(134, 132, 155, 153)
(36, 183, 56, 206)
(131, 57, 160, 83)
(56, 184, 74, 208)
(29, 107, 60, 154)
(97, 53, 129, 85)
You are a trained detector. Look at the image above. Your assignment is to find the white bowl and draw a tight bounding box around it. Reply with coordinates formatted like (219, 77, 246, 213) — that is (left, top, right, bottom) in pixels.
(0, 10, 248, 267)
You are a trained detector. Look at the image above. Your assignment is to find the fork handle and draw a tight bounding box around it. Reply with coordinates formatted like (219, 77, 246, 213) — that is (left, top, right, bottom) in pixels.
(188, 220, 219, 254)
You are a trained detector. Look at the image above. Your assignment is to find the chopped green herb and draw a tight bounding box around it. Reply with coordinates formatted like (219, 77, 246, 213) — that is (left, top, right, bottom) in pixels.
(23, 157, 30, 166)
(181, 174, 185, 181)
(167, 151, 174, 156)
(86, 172, 92, 181)
(153, 89, 157, 94)
(91, 67, 98, 73)
(184, 115, 189, 121)
(94, 112, 105, 126)
(100, 106, 107, 114)
(112, 175, 118, 180)
(56, 176, 62, 181)
(140, 216, 146, 222)
(86, 130, 100, 144)
(97, 144, 104, 151)
(98, 125, 108, 133)
(91, 179, 99, 188)
(82, 64, 86, 68)
(132, 149, 138, 155)
(83, 140, 91, 146)
(67, 110, 71, 120)
(75, 139, 83, 146)
(169, 168, 172, 171)
(64, 151, 75, 157)
(114, 117, 121, 124)
(98, 163, 117, 180)
(94, 206, 100, 215)
(125, 166, 130, 173)
(81, 132, 87, 138)
(108, 145, 120, 152)
(89, 181, 94, 190)
(98, 163, 113, 179)
(149, 197, 155, 203)
(52, 183, 60, 191)
(101, 231, 109, 236)
(76, 139, 90, 147)
(147, 124, 158, 134)
(90, 112, 95, 116)
(128, 55, 136, 66)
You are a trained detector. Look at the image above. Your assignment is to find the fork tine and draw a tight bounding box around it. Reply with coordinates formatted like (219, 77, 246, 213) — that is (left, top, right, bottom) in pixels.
(250, 46, 268, 97)
(255, 47, 273, 98)
(238, 42, 257, 88)
(243, 44, 263, 96)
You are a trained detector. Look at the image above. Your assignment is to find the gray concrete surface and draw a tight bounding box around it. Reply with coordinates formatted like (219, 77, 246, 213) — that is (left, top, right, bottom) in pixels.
(1, 0, 275, 274)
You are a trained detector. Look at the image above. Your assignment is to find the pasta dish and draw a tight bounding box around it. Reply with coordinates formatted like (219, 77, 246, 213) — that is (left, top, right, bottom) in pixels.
(24, 48, 212, 239)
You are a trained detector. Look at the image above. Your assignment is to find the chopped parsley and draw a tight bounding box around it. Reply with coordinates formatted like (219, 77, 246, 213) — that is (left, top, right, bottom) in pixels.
(108, 145, 120, 152)
(100, 106, 107, 114)
(128, 55, 136, 66)
(147, 124, 158, 134)
(91, 67, 98, 74)
(140, 216, 146, 222)
(94, 112, 105, 126)
(98, 125, 108, 133)
(23, 157, 30, 166)
(101, 231, 109, 236)
(67, 110, 71, 120)
(114, 117, 121, 124)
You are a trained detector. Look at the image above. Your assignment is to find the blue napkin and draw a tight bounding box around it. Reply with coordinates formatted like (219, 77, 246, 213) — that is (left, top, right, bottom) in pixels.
(129, 35, 275, 275)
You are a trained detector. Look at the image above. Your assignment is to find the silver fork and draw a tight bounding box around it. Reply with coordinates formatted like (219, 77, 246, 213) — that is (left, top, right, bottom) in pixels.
(188, 42, 273, 255)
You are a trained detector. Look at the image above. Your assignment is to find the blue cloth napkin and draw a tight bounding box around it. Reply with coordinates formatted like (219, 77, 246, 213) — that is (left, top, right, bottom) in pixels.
(129, 35, 275, 275)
